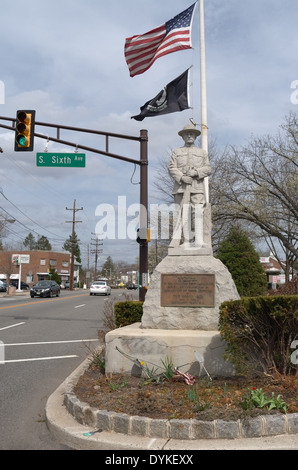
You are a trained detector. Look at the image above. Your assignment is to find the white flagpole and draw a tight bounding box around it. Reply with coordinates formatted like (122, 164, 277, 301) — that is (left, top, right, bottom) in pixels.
(199, 0, 209, 203)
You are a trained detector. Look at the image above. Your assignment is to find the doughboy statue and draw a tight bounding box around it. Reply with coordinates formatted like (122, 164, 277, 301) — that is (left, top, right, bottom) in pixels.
(168, 124, 211, 248)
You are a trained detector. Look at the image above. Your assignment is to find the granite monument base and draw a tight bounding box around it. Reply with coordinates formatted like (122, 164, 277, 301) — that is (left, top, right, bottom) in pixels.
(141, 252, 240, 331)
(105, 323, 234, 377)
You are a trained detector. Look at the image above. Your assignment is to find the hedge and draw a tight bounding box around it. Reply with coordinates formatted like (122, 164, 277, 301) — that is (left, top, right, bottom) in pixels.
(219, 295, 298, 376)
(114, 301, 143, 328)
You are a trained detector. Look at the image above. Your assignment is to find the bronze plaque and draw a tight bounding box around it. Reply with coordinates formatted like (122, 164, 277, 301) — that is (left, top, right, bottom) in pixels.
(161, 273, 215, 307)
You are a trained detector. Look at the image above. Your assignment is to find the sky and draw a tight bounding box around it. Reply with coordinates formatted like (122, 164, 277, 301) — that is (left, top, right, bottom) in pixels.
(0, 0, 297, 269)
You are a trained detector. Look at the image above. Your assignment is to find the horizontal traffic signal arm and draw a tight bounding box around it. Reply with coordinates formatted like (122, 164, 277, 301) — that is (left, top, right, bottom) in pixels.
(0, 114, 147, 165)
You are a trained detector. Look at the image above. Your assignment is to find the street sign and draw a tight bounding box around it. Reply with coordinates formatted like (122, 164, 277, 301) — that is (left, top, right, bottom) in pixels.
(12, 254, 30, 264)
(36, 153, 86, 167)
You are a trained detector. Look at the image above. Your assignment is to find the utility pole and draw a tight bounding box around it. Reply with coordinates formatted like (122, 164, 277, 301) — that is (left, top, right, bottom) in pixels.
(66, 199, 83, 290)
(90, 233, 103, 280)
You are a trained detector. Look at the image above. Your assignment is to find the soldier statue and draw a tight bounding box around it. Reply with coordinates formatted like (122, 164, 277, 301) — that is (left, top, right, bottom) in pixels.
(168, 124, 211, 249)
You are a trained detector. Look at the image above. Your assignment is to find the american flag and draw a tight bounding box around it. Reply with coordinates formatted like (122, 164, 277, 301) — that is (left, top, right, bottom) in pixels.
(124, 3, 197, 77)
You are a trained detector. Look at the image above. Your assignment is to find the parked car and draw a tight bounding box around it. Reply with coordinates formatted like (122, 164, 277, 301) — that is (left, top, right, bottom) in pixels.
(10, 280, 29, 290)
(30, 280, 60, 298)
(90, 280, 111, 296)
(127, 283, 138, 290)
(64, 281, 70, 289)
(0, 280, 7, 292)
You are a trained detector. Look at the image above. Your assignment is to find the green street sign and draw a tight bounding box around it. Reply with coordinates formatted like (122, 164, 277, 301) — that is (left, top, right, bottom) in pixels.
(36, 153, 86, 167)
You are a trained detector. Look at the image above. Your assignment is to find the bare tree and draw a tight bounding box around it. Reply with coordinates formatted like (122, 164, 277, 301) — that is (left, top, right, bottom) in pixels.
(152, 114, 298, 268)
(216, 113, 298, 270)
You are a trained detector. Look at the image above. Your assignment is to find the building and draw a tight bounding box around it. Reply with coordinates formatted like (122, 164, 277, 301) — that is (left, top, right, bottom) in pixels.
(260, 254, 296, 289)
(0, 250, 80, 287)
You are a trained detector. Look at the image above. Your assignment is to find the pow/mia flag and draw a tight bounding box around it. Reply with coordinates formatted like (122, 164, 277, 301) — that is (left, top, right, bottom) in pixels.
(131, 68, 190, 121)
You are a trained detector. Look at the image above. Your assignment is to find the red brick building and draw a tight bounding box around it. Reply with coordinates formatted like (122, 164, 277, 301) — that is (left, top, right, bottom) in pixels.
(0, 250, 80, 287)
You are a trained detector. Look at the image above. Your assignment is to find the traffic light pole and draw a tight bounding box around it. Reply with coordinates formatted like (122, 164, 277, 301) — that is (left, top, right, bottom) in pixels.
(0, 115, 149, 301)
(139, 129, 148, 302)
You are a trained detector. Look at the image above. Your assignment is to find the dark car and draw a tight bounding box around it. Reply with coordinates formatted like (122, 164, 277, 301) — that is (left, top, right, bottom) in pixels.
(30, 280, 60, 298)
(10, 280, 29, 290)
(127, 283, 138, 290)
(0, 280, 7, 292)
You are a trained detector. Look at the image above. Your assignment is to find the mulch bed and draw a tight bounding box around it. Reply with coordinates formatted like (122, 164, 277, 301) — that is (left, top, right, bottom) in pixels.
(73, 361, 298, 421)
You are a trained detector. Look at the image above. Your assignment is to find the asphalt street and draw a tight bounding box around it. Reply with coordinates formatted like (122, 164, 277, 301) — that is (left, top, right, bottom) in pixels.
(0, 288, 131, 450)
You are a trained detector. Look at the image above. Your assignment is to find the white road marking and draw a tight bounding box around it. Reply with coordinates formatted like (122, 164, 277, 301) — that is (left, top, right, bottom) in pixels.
(4, 339, 98, 346)
(3, 355, 78, 363)
(74, 304, 86, 308)
(0, 322, 25, 331)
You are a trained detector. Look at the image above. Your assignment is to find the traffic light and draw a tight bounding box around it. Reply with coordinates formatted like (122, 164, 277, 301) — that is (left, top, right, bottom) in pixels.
(136, 228, 150, 245)
(14, 110, 36, 151)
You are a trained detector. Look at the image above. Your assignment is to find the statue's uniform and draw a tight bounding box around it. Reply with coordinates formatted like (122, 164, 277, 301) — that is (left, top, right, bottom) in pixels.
(168, 146, 211, 206)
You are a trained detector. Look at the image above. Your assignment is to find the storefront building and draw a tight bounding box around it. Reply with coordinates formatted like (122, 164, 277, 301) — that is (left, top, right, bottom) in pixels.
(0, 250, 80, 287)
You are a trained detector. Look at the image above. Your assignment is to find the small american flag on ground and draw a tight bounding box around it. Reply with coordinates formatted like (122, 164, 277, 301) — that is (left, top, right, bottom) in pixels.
(124, 3, 197, 77)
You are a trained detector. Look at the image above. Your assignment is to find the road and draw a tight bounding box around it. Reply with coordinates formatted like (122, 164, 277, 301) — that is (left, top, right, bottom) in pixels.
(0, 288, 132, 450)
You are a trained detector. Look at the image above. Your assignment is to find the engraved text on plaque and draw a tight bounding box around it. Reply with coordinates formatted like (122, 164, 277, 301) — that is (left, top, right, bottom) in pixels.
(161, 274, 215, 307)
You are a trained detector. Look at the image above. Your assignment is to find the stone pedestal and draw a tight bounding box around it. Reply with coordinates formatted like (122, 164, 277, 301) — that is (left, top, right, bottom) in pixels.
(105, 249, 239, 378)
(105, 323, 234, 377)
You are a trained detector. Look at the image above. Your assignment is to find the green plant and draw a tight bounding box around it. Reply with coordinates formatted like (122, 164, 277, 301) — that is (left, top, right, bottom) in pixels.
(200, 377, 213, 390)
(114, 301, 143, 327)
(216, 226, 268, 297)
(109, 377, 128, 391)
(161, 356, 174, 381)
(240, 387, 288, 413)
(219, 295, 298, 376)
(184, 385, 211, 412)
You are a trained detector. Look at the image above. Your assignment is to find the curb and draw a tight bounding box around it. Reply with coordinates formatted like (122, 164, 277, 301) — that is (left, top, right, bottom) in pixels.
(46, 356, 298, 450)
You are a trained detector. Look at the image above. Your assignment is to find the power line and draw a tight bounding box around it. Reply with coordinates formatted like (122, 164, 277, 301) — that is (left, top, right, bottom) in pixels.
(0, 190, 66, 241)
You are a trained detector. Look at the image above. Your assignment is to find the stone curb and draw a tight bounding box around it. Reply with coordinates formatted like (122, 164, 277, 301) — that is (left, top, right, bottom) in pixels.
(63, 355, 298, 441)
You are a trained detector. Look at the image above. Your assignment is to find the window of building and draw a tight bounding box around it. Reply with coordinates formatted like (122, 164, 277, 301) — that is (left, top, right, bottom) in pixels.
(50, 259, 57, 267)
(40, 259, 46, 266)
(62, 261, 69, 267)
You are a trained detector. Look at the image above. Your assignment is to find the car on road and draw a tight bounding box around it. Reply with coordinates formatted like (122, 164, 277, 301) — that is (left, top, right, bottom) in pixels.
(127, 283, 138, 290)
(30, 280, 60, 298)
(0, 280, 7, 292)
(89, 280, 111, 296)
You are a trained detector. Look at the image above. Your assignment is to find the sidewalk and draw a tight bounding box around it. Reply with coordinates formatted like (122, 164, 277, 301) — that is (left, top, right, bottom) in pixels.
(45, 358, 298, 450)
(0, 291, 30, 297)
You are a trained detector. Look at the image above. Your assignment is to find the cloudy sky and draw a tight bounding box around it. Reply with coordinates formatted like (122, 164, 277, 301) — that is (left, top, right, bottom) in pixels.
(0, 0, 297, 268)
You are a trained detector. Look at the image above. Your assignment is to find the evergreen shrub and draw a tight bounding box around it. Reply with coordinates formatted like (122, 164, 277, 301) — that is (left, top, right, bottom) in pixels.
(216, 226, 268, 297)
(219, 295, 298, 376)
(114, 301, 143, 327)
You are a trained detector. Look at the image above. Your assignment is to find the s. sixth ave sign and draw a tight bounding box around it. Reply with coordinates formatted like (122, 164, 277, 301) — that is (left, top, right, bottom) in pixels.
(36, 153, 86, 167)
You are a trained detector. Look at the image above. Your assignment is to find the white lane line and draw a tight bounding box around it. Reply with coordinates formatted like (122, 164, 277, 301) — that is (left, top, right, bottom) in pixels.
(74, 304, 86, 308)
(0, 322, 25, 331)
(3, 355, 78, 363)
(4, 339, 98, 346)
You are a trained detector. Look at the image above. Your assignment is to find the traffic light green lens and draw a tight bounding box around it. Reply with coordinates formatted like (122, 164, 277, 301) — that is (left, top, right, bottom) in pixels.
(18, 136, 26, 146)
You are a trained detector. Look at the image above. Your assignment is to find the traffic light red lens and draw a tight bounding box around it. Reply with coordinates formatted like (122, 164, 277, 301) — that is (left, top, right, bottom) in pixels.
(17, 111, 27, 122)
